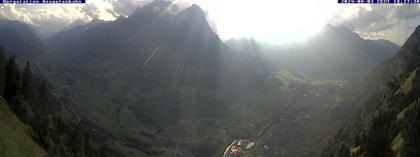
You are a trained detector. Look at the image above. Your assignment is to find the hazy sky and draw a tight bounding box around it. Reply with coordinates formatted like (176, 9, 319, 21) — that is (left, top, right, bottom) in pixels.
(0, 0, 419, 45)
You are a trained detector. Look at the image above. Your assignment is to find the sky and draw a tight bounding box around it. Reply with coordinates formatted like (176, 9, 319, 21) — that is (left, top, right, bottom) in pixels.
(0, 0, 420, 45)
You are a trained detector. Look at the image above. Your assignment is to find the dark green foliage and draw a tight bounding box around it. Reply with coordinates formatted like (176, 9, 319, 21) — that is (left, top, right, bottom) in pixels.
(28, 83, 97, 157)
(354, 133, 364, 146)
(22, 61, 34, 103)
(401, 103, 420, 157)
(3, 57, 36, 123)
(69, 127, 94, 157)
(316, 25, 420, 157)
(4, 56, 19, 100)
(11, 94, 34, 123)
(364, 115, 393, 157)
(0, 47, 6, 93)
(98, 145, 126, 157)
(36, 80, 49, 116)
(0, 52, 97, 157)
(337, 144, 350, 157)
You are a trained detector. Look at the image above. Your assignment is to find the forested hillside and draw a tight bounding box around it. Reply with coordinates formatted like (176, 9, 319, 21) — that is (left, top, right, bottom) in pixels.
(316, 26, 420, 157)
(0, 97, 46, 157)
(0, 48, 97, 157)
(0, 1, 415, 157)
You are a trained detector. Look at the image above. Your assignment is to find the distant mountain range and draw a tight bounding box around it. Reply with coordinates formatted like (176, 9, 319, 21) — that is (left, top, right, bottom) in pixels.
(47, 2, 263, 91)
(0, 0, 414, 156)
(227, 25, 400, 80)
(0, 19, 47, 59)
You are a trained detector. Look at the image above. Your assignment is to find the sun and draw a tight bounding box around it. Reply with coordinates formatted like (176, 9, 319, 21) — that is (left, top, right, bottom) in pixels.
(184, 0, 339, 44)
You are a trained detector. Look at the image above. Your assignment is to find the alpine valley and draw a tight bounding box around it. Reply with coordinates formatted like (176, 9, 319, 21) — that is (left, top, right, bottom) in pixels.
(0, 1, 419, 157)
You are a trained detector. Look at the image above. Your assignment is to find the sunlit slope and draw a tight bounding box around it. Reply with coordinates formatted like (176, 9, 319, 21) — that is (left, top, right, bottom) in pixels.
(0, 97, 46, 157)
(316, 25, 420, 157)
(7, 0, 400, 156)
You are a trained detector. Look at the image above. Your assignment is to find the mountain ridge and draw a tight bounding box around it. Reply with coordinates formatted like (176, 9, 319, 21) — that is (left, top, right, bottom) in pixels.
(0, 19, 47, 59)
(316, 25, 420, 157)
(36, 2, 267, 156)
(226, 24, 400, 80)
(0, 1, 414, 156)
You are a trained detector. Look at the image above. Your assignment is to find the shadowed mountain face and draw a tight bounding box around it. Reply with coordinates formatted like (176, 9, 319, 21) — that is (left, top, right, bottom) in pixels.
(41, 2, 266, 156)
(0, 19, 47, 59)
(227, 25, 400, 80)
(316, 25, 420, 157)
(0, 1, 412, 156)
(48, 3, 262, 91)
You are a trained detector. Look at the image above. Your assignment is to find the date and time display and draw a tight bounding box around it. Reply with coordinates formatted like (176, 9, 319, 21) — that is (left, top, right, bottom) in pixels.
(0, 0, 418, 5)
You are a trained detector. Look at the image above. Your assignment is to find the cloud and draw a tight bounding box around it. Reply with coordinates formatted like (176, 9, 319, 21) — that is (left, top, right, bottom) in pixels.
(0, 0, 127, 38)
(333, 4, 420, 45)
(0, 4, 33, 24)
(1, 0, 418, 46)
(83, 3, 101, 19)
(0, 0, 167, 38)
(111, 0, 150, 16)
(0, 4, 81, 38)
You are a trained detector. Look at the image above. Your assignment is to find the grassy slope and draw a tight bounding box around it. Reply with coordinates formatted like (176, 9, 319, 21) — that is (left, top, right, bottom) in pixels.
(350, 146, 361, 155)
(391, 133, 404, 151)
(0, 97, 46, 157)
(396, 67, 418, 95)
(397, 100, 417, 121)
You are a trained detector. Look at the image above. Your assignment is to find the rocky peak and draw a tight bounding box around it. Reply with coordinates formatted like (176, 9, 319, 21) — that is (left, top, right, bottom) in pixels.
(176, 4, 206, 21)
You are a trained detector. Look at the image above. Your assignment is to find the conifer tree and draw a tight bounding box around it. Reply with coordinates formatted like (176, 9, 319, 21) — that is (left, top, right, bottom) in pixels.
(37, 80, 49, 116)
(337, 143, 350, 157)
(11, 94, 34, 123)
(4, 56, 19, 100)
(0, 48, 7, 94)
(365, 116, 392, 157)
(22, 61, 34, 103)
(401, 103, 420, 157)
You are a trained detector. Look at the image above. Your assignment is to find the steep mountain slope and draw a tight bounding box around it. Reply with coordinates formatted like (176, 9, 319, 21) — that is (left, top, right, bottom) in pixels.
(48, 2, 261, 90)
(227, 25, 399, 80)
(42, 2, 403, 156)
(43, 1, 265, 156)
(0, 19, 47, 59)
(0, 48, 98, 157)
(0, 1, 405, 156)
(48, 17, 357, 156)
(316, 25, 420, 157)
(0, 97, 46, 157)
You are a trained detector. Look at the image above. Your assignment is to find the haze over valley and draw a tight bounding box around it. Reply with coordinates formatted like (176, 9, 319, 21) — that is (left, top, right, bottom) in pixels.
(0, 1, 420, 157)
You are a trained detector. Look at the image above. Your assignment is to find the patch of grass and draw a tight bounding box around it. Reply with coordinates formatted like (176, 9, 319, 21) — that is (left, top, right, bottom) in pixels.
(397, 99, 417, 120)
(350, 145, 361, 155)
(396, 68, 418, 95)
(391, 132, 404, 151)
(271, 70, 345, 89)
(270, 70, 306, 88)
(308, 79, 344, 86)
(397, 107, 409, 120)
(0, 97, 46, 157)
(335, 96, 344, 104)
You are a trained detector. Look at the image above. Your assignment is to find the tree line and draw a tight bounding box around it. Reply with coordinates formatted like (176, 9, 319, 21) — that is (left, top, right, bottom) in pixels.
(0, 48, 96, 157)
